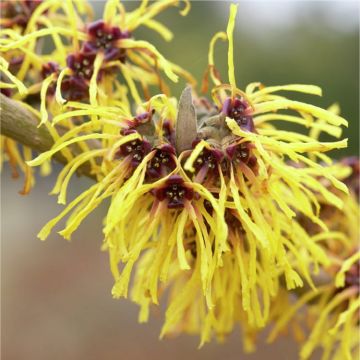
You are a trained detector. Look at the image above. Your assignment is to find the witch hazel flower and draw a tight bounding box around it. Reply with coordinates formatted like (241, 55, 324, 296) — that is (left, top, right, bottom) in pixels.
(268, 161, 360, 359)
(42, 1, 193, 111)
(15, 2, 356, 353)
(149, 3, 349, 336)
(0, 0, 194, 131)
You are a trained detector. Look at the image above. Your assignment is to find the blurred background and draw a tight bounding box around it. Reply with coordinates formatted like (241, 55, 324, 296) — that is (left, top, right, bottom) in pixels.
(2, 1, 359, 360)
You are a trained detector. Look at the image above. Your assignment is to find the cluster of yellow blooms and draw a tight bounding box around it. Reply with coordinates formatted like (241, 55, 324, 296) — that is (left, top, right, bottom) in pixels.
(1, 1, 358, 359)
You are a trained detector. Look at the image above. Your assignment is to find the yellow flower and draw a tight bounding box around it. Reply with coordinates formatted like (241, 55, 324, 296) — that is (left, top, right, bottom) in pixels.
(132, 238, 280, 350)
(268, 251, 359, 360)
(184, 3, 348, 293)
(0, 1, 92, 192)
(268, 159, 360, 360)
(0, 0, 194, 119)
(24, 2, 352, 349)
(27, 93, 228, 311)
(1, 0, 193, 192)
(128, 4, 350, 345)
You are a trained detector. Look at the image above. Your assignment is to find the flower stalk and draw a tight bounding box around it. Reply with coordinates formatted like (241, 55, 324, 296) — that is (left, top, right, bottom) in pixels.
(0, 93, 99, 178)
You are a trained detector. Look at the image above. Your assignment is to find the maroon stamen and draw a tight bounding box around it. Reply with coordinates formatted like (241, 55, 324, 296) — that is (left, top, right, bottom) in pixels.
(192, 143, 223, 173)
(222, 97, 255, 132)
(152, 175, 194, 209)
(66, 53, 95, 80)
(189, 141, 224, 183)
(41, 61, 59, 79)
(226, 142, 250, 163)
(54, 52, 97, 102)
(84, 20, 130, 62)
(60, 76, 89, 102)
(146, 144, 176, 179)
(117, 132, 151, 167)
(225, 142, 258, 175)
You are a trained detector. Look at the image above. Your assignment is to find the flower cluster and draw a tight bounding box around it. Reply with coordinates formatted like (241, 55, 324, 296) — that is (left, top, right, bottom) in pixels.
(0, 0, 193, 192)
(1, 2, 358, 359)
(268, 158, 360, 359)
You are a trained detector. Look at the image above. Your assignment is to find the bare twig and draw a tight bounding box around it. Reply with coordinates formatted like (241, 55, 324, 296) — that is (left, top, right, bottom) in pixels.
(0, 93, 99, 179)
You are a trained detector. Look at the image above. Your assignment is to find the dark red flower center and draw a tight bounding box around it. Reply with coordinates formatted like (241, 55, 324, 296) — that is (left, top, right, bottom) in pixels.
(146, 145, 176, 179)
(41, 61, 59, 79)
(226, 142, 250, 163)
(84, 20, 130, 62)
(222, 97, 255, 132)
(224, 142, 257, 175)
(66, 53, 95, 80)
(117, 133, 151, 167)
(56, 53, 97, 101)
(194, 147, 223, 172)
(60, 76, 89, 102)
(153, 175, 194, 209)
